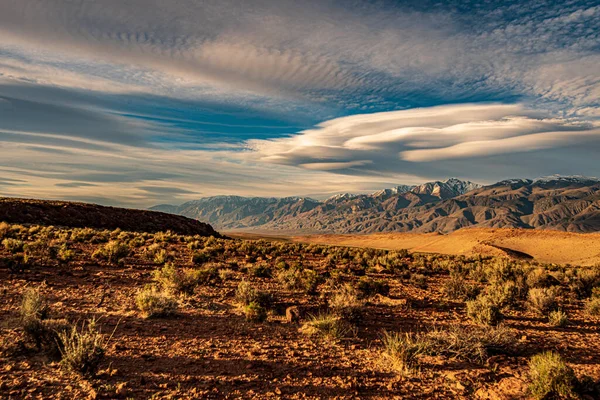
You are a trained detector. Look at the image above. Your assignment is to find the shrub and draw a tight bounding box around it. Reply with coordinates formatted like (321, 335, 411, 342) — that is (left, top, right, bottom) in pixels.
(2, 238, 24, 253)
(58, 319, 106, 376)
(300, 313, 355, 340)
(569, 267, 600, 298)
(235, 281, 272, 308)
(380, 330, 426, 376)
(250, 263, 272, 278)
(218, 268, 234, 281)
(154, 249, 172, 265)
(277, 268, 321, 294)
(20, 287, 49, 321)
(443, 274, 479, 300)
(526, 268, 555, 289)
(243, 302, 267, 322)
(153, 263, 210, 295)
(585, 297, 600, 316)
(57, 244, 75, 263)
(329, 284, 364, 322)
(356, 277, 390, 298)
(93, 240, 129, 264)
(409, 273, 427, 288)
(485, 281, 519, 308)
(528, 287, 559, 316)
(190, 250, 210, 265)
(528, 352, 577, 400)
(466, 294, 503, 326)
(548, 310, 569, 327)
(135, 286, 178, 318)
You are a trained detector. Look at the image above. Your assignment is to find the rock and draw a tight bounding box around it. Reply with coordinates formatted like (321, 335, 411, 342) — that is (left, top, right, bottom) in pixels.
(285, 306, 300, 323)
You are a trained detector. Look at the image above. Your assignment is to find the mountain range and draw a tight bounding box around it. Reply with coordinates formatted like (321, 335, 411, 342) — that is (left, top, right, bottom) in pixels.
(151, 176, 600, 234)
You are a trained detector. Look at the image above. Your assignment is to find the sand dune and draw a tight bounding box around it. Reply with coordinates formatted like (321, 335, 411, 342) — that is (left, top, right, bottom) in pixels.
(290, 228, 600, 266)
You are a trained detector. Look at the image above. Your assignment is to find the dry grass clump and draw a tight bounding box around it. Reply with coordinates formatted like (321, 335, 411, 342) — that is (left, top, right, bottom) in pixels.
(466, 294, 503, 326)
(409, 273, 427, 288)
(58, 319, 106, 376)
(92, 240, 130, 264)
(381, 325, 516, 376)
(152, 263, 219, 295)
(250, 263, 272, 278)
(135, 286, 178, 318)
(329, 284, 364, 322)
(2, 238, 24, 253)
(276, 267, 321, 294)
(355, 276, 390, 298)
(235, 280, 273, 308)
(585, 295, 600, 316)
(548, 310, 569, 327)
(243, 302, 268, 322)
(300, 313, 355, 340)
(528, 287, 559, 316)
(568, 266, 600, 298)
(528, 352, 577, 399)
(443, 273, 479, 300)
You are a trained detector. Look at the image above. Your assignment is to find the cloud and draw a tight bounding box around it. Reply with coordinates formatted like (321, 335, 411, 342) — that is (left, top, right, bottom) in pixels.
(248, 103, 600, 176)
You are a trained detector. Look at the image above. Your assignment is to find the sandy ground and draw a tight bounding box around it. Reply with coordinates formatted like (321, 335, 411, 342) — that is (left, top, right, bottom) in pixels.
(229, 228, 600, 266)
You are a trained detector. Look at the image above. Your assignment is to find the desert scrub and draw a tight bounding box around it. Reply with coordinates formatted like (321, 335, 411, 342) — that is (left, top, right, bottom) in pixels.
(300, 313, 355, 340)
(3, 238, 24, 253)
(526, 267, 556, 289)
(485, 280, 519, 308)
(250, 263, 272, 278)
(585, 296, 600, 316)
(528, 352, 577, 399)
(58, 319, 106, 376)
(548, 310, 569, 327)
(243, 302, 268, 322)
(355, 276, 390, 298)
(136, 286, 178, 318)
(20, 288, 68, 353)
(466, 294, 503, 326)
(569, 266, 600, 298)
(528, 287, 559, 316)
(277, 267, 321, 294)
(93, 240, 130, 264)
(329, 284, 364, 322)
(153, 263, 211, 295)
(235, 281, 273, 308)
(409, 273, 427, 288)
(380, 330, 427, 376)
(443, 273, 479, 300)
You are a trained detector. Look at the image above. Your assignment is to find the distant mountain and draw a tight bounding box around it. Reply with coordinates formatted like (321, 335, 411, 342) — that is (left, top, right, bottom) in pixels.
(152, 176, 600, 234)
(151, 178, 480, 231)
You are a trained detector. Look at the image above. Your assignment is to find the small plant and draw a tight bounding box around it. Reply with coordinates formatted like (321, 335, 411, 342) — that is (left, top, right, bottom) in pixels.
(277, 268, 321, 294)
(409, 273, 427, 288)
(58, 319, 106, 376)
(329, 284, 364, 322)
(235, 281, 272, 308)
(154, 249, 172, 265)
(485, 280, 519, 308)
(443, 274, 479, 300)
(528, 287, 559, 316)
(380, 330, 426, 376)
(2, 238, 24, 253)
(300, 313, 355, 340)
(466, 294, 503, 326)
(548, 310, 569, 327)
(218, 268, 234, 281)
(250, 263, 272, 278)
(152, 263, 217, 295)
(355, 277, 390, 298)
(528, 352, 577, 399)
(243, 302, 267, 322)
(135, 286, 178, 318)
(585, 297, 600, 316)
(20, 287, 49, 321)
(93, 240, 130, 264)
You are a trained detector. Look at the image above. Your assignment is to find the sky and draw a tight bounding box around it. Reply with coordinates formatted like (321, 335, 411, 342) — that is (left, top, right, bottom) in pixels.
(0, 0, 599, 207)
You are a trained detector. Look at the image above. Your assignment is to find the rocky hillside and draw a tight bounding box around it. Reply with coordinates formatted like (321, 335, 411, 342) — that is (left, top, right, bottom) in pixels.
(0, 198, 220, 236)
(151, 178, 481, 231)
(152, 176, 600, 234)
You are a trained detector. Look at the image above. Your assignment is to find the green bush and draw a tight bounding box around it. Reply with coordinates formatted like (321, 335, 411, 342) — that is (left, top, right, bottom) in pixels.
(585, 297, 600, 316)
(528, 287, 559, 316)
(135, 286, 178, 318)
(356, 277, 390, 298)
(548, 310, 569, 327)
(243, 302, 267, 322)
(58, 319, 106, 376)
(153, 263, 212, 295)
(250, 263, 272, 278)
(466, 294, 503, 326)
(2, 238, 24, 253)
(235, 281, 272, 308)
(528, 352, 577, 399)
(277, 268, 321, 294)
(93, 240, 130, 264)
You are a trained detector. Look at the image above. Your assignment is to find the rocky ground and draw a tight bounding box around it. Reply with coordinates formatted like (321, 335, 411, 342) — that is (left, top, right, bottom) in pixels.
(1, 222, 600, 399)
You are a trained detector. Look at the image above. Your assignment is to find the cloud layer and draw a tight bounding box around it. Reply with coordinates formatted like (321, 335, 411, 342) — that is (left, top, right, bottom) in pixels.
(0, 0, 600, 206)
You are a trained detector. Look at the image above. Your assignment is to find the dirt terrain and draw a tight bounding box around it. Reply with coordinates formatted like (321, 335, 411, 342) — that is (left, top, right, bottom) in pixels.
(289, 228, 600, 266)
(1, 222, 600, 399)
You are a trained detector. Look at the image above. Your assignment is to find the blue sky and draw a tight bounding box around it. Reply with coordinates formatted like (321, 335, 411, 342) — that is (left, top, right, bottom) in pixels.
(0, 0, 599, 206)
